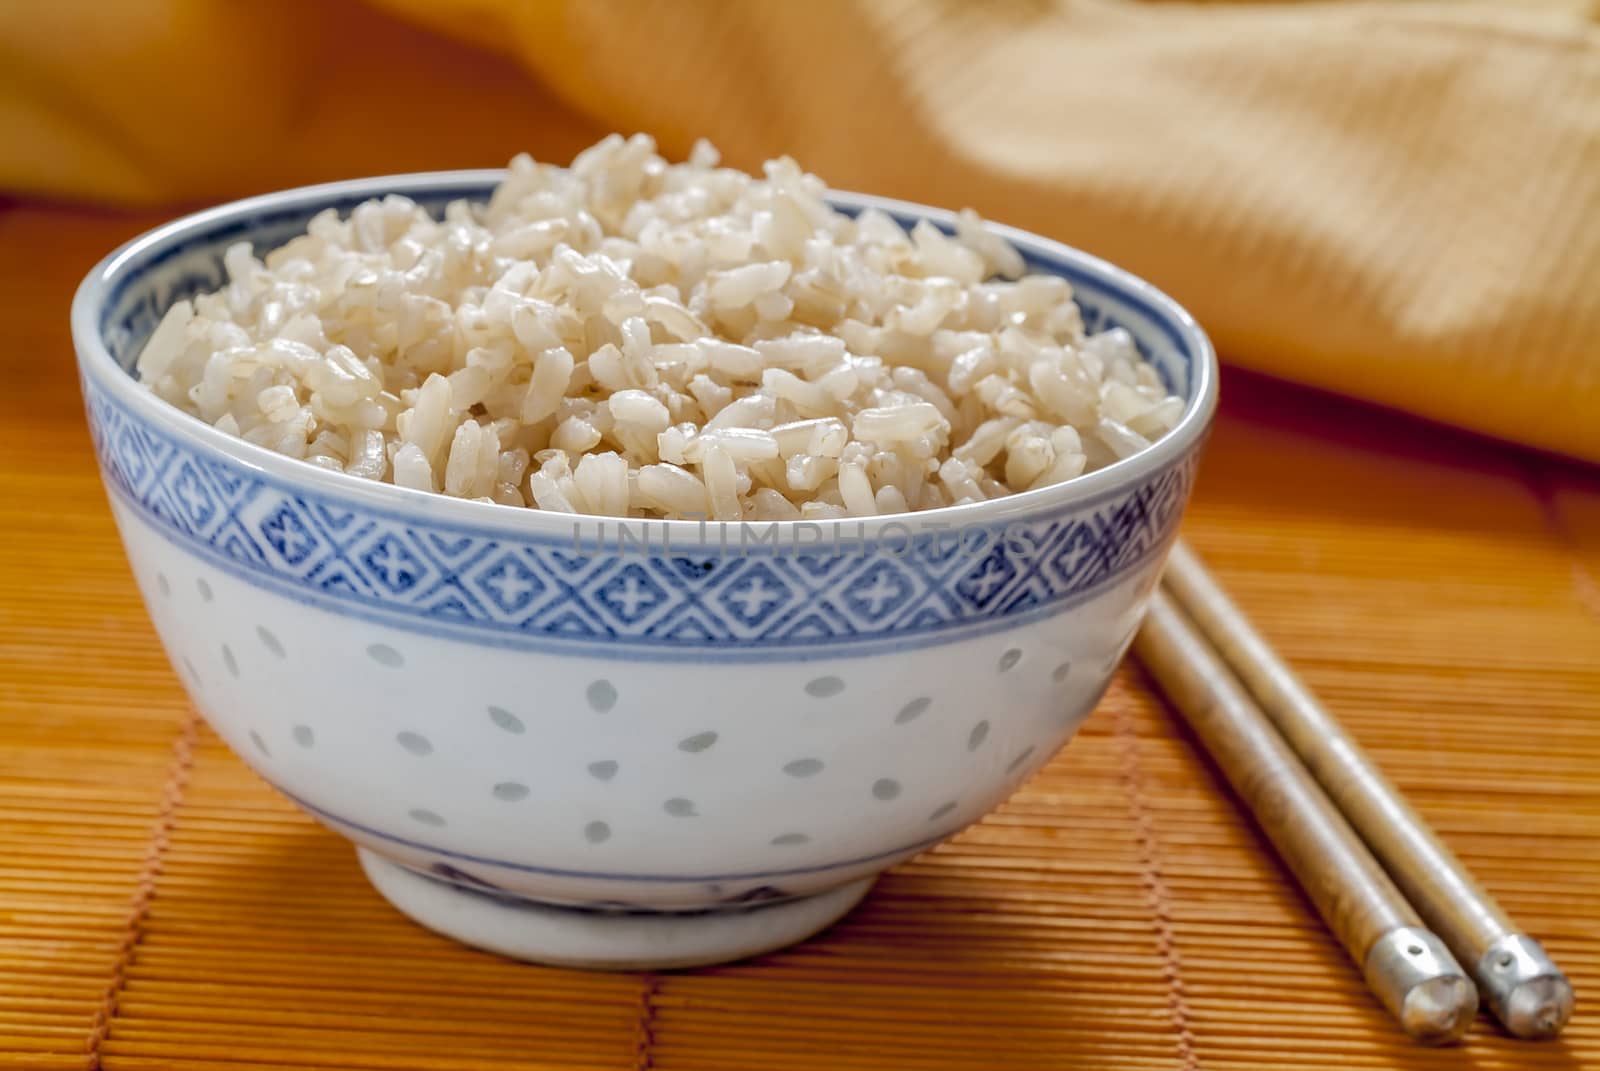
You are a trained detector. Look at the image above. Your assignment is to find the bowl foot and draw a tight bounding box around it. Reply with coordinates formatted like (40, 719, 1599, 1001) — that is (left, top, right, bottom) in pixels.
(357, 848, 875, 970)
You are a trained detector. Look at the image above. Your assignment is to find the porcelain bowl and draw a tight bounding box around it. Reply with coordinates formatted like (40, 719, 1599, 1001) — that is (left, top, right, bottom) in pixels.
(72, 172, 1216, 969)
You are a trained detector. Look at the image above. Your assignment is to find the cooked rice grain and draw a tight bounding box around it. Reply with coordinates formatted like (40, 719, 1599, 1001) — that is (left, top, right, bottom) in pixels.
(137, 134, 1182, 519)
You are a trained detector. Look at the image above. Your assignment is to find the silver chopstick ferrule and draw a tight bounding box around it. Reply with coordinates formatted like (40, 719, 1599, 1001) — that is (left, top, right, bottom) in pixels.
(1477, 934, 1574, 1040)
(1364, 926, 1477, 1045)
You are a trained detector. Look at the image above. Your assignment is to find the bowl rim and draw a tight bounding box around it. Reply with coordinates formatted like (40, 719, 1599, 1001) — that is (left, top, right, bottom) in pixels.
(72, 169, 1217, 542)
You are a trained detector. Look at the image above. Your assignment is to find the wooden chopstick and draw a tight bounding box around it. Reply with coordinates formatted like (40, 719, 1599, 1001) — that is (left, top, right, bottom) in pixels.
(1158, 538, 1576, 1039)
(1133, 588, 1478, 1044)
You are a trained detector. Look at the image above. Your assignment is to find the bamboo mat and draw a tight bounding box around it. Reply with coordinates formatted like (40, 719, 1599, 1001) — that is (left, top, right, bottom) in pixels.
(1, 203, 1596, 1071)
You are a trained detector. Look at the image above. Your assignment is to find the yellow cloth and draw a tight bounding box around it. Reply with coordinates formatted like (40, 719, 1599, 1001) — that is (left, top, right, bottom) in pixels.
(4, 0, 1597, 460)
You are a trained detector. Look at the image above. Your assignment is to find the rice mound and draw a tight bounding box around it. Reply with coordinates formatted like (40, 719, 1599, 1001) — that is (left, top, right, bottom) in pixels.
(137, 134, 1183, 521)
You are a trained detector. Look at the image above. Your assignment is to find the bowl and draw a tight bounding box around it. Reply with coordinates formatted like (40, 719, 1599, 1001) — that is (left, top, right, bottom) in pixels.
(72, 172, 1217, 969)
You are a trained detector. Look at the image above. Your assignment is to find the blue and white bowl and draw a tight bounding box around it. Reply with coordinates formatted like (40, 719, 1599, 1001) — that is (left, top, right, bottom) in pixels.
(72, 173, 1217, 969)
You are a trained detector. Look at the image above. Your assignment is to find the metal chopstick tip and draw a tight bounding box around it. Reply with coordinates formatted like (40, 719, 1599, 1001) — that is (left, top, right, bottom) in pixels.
(1364, 927, 1478, 1044)
(1478, 934, 1575, 1039)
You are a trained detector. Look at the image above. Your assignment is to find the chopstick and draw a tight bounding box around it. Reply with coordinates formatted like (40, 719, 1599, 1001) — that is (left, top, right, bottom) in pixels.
(1134, 589, 1479, 1044)
(1157, 539, 1575, 1040)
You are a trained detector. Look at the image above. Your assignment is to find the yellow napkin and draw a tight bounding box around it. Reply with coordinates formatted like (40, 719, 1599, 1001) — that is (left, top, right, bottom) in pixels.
(4, 0, 1596, 460)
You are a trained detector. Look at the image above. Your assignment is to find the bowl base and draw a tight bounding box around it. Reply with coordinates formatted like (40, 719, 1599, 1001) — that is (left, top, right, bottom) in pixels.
(357, 849, 875, 970)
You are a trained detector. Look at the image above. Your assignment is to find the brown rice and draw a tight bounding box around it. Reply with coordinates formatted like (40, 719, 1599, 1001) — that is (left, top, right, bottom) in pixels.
(137, 134, 1182, 521)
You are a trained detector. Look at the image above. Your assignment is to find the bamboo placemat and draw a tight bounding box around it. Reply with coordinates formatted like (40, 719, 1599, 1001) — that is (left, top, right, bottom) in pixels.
(2, 203, 1595, 1071)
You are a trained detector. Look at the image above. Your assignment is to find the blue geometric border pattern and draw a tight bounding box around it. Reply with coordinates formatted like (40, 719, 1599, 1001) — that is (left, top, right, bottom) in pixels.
(86, 374, 1193, 660)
